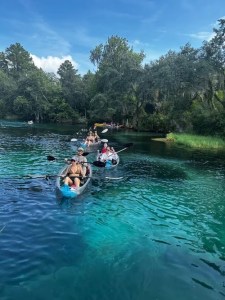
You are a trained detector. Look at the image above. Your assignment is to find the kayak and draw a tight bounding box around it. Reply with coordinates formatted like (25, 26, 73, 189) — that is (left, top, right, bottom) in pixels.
(94, 123, 106, 127)
(96, 151, 120, 169)
(56, 163, 92, 198)
(94, 123, 123, 129)
(80, 139, 101, 149)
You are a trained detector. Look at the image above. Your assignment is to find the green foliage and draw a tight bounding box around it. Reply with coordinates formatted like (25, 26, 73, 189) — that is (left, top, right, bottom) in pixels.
(13, 96, 30, 116)
(0, 100, 7, 118)
(166, 133, 175, 141)
(5, 43, 35, 80)
(139, 112, 170, 132)
(89, 93, 116, 121)
(166, 133, 225, 149)
(191, 109, 225, 136)
(0, 21, 225, 133)
(90, 35, 145, 125)
(57, 60, 86, 114)
(48, 98, 79, 123)
(0, 70, 17, 96)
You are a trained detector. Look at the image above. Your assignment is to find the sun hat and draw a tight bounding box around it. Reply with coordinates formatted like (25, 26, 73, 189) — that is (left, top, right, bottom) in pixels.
(78, 147, 84, 152)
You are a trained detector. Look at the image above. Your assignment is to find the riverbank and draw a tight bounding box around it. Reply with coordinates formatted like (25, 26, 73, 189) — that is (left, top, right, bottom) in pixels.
(153, 133, 225, 150)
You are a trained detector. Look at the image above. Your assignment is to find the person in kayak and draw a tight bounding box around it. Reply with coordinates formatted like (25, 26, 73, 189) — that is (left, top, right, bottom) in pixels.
(93, 131, 100, 142)
(99, 146, 119, 168)
(84, 131, 95, 146)
(65, 147, 87, 174)
(63, 158, 86, 188)
(101, 142, 108, 153)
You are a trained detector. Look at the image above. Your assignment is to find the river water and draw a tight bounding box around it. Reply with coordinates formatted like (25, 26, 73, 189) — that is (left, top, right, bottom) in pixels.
(0, 120, 225, 300)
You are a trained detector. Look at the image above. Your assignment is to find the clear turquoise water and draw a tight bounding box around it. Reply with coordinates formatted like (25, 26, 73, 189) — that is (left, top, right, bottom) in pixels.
(0, 121, 225, 300)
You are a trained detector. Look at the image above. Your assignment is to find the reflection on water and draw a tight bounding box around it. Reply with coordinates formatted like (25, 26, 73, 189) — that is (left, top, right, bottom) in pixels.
(0, 120, 225, 300)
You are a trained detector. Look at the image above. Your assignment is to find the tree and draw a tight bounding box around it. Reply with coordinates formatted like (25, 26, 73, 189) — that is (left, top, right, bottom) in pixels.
(57, 60, 86, 114)
(90, 35, 145, 125)
(5, 43, 35, 80)
(0, 70, 17, 116)
(82, 71, 97, 119)
(16, 68, 56, 122)
(0, 52, 9, 73)
(13, 96, 30, 118)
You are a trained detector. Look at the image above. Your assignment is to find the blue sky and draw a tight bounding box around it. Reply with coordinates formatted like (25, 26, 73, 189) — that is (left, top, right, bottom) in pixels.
(0, 0, 224, 75)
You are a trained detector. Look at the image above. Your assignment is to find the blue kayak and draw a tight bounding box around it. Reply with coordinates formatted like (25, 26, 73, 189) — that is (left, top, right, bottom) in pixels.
(56, 163, 92, 198)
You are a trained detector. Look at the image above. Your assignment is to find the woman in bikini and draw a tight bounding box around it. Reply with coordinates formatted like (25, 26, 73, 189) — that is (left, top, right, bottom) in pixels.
(63, 158, 85, 188)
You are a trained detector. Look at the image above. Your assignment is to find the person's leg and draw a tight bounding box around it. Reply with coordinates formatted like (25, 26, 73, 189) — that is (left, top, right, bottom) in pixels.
(74, 178, 81, 187)
(64, 176, 73, 185)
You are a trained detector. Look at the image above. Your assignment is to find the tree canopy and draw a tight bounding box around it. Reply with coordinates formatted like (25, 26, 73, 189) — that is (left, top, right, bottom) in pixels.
(0, 19, 225, 137)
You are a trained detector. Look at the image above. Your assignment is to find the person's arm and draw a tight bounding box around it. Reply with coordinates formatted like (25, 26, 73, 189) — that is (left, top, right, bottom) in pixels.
(78, 165, 86, 178)
(81, 169, 86, 178)
(111, 147, 118, 159)
(81, 157, 87, 175)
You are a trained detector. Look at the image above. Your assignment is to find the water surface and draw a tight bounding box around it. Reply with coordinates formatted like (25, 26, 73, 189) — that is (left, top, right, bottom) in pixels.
(0, 121, 225, 300)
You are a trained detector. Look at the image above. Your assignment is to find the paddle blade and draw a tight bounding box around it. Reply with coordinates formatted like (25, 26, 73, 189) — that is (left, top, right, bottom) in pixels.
(92, 161, 106, 167)
(101, 139, 108, 143)
(105, 176, 123, 180)
(71, 138, 78, 142)
(47, 155, 56, 161)
(101, 128, 108, 133)
(82, 151, 97, 156)
(82, 152, 90, 156)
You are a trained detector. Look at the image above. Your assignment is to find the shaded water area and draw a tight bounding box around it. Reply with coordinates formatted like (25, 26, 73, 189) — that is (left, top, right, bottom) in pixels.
(0, 120, 225, 300)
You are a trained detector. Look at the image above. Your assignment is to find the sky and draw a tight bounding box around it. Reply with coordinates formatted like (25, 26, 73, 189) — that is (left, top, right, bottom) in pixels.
(0, 0, 224, 75)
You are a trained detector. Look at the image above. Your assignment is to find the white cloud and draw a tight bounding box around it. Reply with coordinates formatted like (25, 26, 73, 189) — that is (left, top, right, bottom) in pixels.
(31, 54, 78, 74)
(188, 31, 215, 41)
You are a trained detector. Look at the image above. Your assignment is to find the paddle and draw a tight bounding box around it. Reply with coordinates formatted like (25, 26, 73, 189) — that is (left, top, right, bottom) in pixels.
(101, 139, 108, 143)
(47, 155, 106, 168)
(47, 143, 133, 166)
(114, 143, 133, 154)
(101, 128, 108, 133)
(91, 161, 106, 167)
(70, 138, 108, 143)
(20, 174, 123, 180)
(47, 152, 91, 161)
